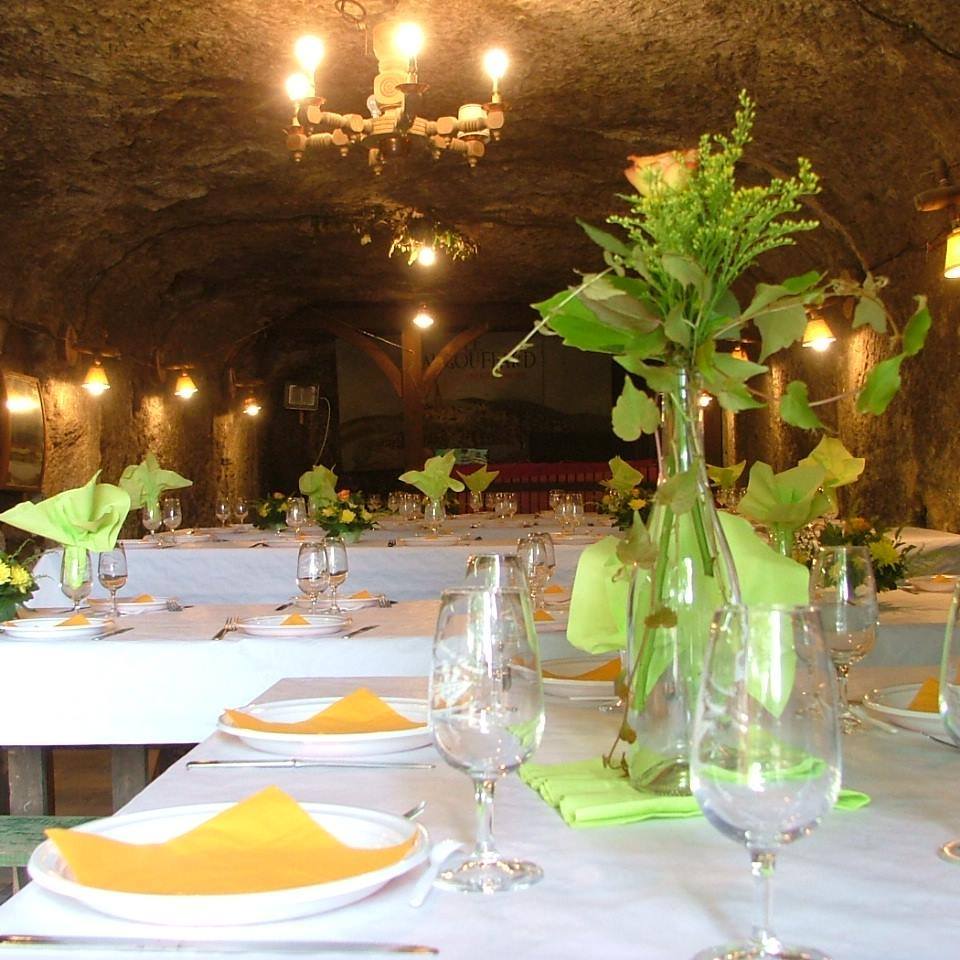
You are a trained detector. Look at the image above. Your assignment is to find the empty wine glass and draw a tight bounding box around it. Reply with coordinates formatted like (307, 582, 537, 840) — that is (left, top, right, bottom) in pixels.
(214, 495, 231, 527)
(469, 490, 484, 513)
(692, 604, 841, 960)
(938, 581, 960, 862)
(98, 544, 127, 618)
(161, 497, 182, 544)
(286, 497, 307, 536)
(234, 498, 250, 524)
(503, 492, 518, 519)
(387, 491, 400, 513)
(517, 533, 550, 610)
(430, 586, 545, 894)
(809, 545, 878, 734)
(424, 498, 446, 537)
(60, 549, 92, 611)
(548, 489, 563, 517)
(556, 495, 576, 536)
(464, 552, 528, 592)
(141, 502, 162, 541)
(324, 536, 348, 615)
(297, 542, 329, 613)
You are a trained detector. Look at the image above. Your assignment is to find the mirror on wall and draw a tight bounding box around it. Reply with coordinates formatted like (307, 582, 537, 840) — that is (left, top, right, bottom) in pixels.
(0, 372, 44, 491)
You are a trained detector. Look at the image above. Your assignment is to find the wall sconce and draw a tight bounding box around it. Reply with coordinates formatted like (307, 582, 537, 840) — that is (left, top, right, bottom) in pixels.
(242, 394, 262, 417)
(945, 226, 960, 279)
(174, 369, 198, 399)
(412, 307, 434, 330)
(228, 368, 264, 417)
(697, 392, 713, 408)
(82, 358, 111, 396)
(729, 345, 749, 362)
(801, 314, 835, 352)
(914, 159, 960, 279)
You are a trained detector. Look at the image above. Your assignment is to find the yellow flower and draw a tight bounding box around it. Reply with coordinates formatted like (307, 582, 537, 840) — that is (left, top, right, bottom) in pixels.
(869, 538, 900, 567)
(272, 492, 285, 500)
(9, 566, 30, 592)
(360, 510, 372, 521)
(628, 498, 646, 510)
(321, 507, 335, 517)
(258, 504, 269, 517)
(340, 509, 356, 524)
(0, 561, 10, 586)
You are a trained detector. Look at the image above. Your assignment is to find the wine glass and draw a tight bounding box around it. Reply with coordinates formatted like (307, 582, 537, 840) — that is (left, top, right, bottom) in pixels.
(548, 489, 563, 518)
(387, 491, 400, 514)
(517, 533, 549, 610)
(368, 493, 383, 512)
(60, 549, 92, 611)
(430, 586, 545, 893)
(464, 552, 528, 592)
(234, 498, 250, 525)
(556, 495, 576, 535)
(691, 604, 841, 960)
(938, 581, 960, 862)
(214, 495, 231, 527)
(809, 545, 879, 734)
(297, 542, 329, 613)
(324, 536, 349, 614)
(504, 492, 518, 520)
(286, 497, 307, 536)
(98, 545, 127, 619)
(424, 498, 446, 537)
(141, 503, 162, 540)
(161, 497, 182, 544)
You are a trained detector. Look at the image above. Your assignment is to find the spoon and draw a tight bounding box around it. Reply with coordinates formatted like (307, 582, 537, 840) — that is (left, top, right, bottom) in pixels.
(408, 839, 464, 907)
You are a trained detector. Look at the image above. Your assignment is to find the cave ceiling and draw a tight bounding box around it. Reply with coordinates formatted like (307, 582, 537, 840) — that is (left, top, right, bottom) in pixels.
(1, 0, 958, 370)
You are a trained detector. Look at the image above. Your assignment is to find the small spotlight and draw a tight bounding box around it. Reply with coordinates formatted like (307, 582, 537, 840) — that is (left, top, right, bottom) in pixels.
(412, 309, 434, 329)
(416, 246, 437, 267)
(697, 392, 713, 408)
(82, 358, 111, 397)
(801, 316, 835, 352)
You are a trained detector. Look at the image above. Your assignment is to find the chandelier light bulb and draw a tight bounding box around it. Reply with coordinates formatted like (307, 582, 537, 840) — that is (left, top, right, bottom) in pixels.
(242, 395, 262, 417)
(416, 245, 437, 267)
(945, 226, 960, 279)
(412, 309, 434, 329)
(82, 359, 111, 397)
(483, 48, 509, 82)
(294, 35, 325, 74)
(393, 22, 424, 60)
(174, 371, 198, 399)
(285, 72, 313, 102)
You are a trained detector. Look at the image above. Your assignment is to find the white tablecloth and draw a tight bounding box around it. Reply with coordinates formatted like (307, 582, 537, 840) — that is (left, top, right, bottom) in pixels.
(0, 673, 957, 959)
(901, 525, 960, 575)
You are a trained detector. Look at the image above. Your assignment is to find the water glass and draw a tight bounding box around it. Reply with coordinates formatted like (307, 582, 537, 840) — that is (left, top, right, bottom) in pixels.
(387, 491, 401, 514)
(234, 498, 250, 524)
(503, 492, 518, 519)
(98, 545, 128, 618)
(424, 498, 446, 537)
(324, 537, 349, 614)
(691, 604, 840, 960)
(469, 490, 484, 514)
(517, 533, 550, 610)
(430, 587, 545, 893)
(297, 542, 329, 613)
(141, 503, 162, 539)
(286, 497, 307, 536)
(60, 549, 92, 611)
(809, 545, 878, 734)
(161, 497, 182, 542)
(214, 495, 231, 527)
(368, 493, 383, 512)
(548, 489, 563, 517)
(938, 581, 960, 862)
(464, 553, 528, 592)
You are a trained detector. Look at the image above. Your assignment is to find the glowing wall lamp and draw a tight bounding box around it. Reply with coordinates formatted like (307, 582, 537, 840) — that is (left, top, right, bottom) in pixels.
(945, 226, 960, 280)
(242, 394, 262, 417)
(914, 159, 960, 279)
(174, 369, 198, 399)
(801, 315, 835, 352)
(82, 358, 111, 396)
(412, 307, 434, 330)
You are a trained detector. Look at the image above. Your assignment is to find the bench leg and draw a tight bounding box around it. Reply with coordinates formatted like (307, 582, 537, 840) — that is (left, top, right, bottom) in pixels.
(7, 748, 50, 816)
(111, 747, 148, 811)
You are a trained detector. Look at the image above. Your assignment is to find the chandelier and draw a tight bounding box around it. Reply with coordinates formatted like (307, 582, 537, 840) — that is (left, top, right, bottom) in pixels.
(284, 2, 508, 174)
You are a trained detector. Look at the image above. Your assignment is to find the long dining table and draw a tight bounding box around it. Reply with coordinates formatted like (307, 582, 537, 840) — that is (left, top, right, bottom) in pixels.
(0, 668, 956, 959)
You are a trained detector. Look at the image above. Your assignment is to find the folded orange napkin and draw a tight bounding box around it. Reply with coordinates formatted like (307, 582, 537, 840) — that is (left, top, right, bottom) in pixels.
(544, 585, 566, 595)
(45, 786, 417, 895)
(131, 594, 155, 603)
(932, 575, 954, 583)
(534, 609, 555, 622)
(57, 613, 91, 627)
(224, 688, 426, 735)
(349, 590, 373, 599)
(542, 659, 620, 682)
(908, 677, 940, 712)
(281, 613, 310, 626)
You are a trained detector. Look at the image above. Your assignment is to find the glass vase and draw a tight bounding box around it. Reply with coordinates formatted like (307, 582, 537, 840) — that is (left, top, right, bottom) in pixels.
(625, 369, 741, 796)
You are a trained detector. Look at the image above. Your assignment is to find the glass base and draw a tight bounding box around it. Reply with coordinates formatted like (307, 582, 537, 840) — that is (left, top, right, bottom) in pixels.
(434, 854, 543, 894)
(938, 839, 960, 863)
(631, 758, 692, 797)
(693, 942, 830, 960)
(838, 710, 866, 735)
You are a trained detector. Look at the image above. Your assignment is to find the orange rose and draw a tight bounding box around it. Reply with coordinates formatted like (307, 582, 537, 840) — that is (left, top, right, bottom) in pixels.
(624, 148, 699, 197)
(337, 489, 351, 501)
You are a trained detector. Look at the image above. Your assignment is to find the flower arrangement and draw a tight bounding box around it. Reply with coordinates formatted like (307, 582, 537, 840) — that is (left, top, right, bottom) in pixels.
(316, 490, 376, 539)
(254, 492, 291, 530)
(0, 543, 38, 620)
(599, 486, 654, 531)
(816, 518, 915, 592)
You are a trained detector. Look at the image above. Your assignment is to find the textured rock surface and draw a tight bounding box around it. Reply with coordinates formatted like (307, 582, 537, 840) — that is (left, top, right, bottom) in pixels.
(0, 0, 958, 522)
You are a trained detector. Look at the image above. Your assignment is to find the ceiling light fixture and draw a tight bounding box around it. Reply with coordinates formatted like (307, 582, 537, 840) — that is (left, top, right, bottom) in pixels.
(416, 245, 437, 267)
(914, 159, 960, 279)
(801, 315, 835, 352)
(412, 307, 434, 329)
(82, 358, 111, 396)
(284, 5, 507, 173)
(174, 370, 198, 399)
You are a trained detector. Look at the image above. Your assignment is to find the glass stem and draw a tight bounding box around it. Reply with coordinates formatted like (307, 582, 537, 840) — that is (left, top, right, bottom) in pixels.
(835, 662, 851, 713)
(750, 849, 779, 955)
(112, 590, 118, 619)
(472, 777, 497, 862)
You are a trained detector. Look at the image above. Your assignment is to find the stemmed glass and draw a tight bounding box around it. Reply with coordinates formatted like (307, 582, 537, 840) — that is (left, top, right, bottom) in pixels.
(809, 545, 879, 734)
(691, 604, 841, 960)
(424, 499, 446, 537)
(469, 490, 484, 513)
(234, 498, 250, 525)
(464, 552, 528, 592)
(141, 503, 162, 540)
(286, 497, 307, 536)
(556, 496, 576, 535)
(548, 488, 563, 518)
(517, 533, 550, 611)
(297, 542, 329, 613)
(60, 549, 92, 611)
(215, 495, 231, 527)
(161, 497, 182, 544)
(937, 581, 960, 862)
(368, 493, 383, 512)
(430, 586, 545, 893)
(387, 492, 400, 514)
(324, 537, 348, 615)
(98, 545, 128, 619)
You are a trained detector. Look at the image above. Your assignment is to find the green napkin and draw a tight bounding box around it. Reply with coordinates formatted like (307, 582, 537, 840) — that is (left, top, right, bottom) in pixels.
(399, 452, 465, 502)
(0, 472, 130, 587)
(605, 457, 647, 497)
(707, 461, 746, 490)
(299, 465, 338, 511)
(457, 465, 499, 494)
(520, 757, 870, 828)
(798, 437, 865, 513)
(737, 462, 830, 551)
(118, 452, 192, 511)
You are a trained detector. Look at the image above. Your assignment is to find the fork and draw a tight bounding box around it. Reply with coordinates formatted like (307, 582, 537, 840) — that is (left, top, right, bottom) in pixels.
(211, 616, 238, 640)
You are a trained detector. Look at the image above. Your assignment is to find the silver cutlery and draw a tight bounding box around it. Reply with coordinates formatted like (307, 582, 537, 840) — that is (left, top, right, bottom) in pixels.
(210, 616, 238, 641)
(165, 598, 190, 611)
(187, 758, 436, 770)
(343, 624, 378, 638)
(926, 734, 960, 750)
(275, 601, 294, 611)
(0, 934, 438, 954)
(99, 627, 134, 639)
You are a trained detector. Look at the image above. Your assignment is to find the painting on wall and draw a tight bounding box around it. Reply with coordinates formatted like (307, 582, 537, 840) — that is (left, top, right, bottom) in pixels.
(0, 372, 44, 491)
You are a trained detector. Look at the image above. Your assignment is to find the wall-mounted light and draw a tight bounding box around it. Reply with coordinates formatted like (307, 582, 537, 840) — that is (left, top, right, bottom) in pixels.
(729, 345, 749, 362)
(174, 370, 198, 399)
(914, 160, 960, 280)
(416, 245, 437, 267)
(242, 394, 262, 417)
(82, 358, 111, 396)
(697, 392, 713, 408)
(412, 307, 434, 330)
(801, 315, 835, 352)
(945, 226, 960, 280)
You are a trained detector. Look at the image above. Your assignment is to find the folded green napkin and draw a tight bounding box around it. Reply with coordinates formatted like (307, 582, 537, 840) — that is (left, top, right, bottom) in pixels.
(520, 757, 870, 828)
(0, 472, 130, 587)
(299, 465, 338, 511)
(457, 465, 499, 494)
(399, 452, 465, 502)
(118, 453, 192, 511)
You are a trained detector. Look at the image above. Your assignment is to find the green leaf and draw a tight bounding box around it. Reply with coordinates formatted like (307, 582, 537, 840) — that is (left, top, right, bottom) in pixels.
(614, 356, 678, 394)
(754, 302, 809, 361)
(715, 382, 765, 412)
(606, 456, 648, 496)
(655, 469, 698, 515)
(577, 219, 631, 258)
(853, 296, 887, 333)
(577, 276, 661, 333)
(612, 379, 660, 440)
(663, 304, 691, 347)
(534, 292, 628, 354)
(738, 461, 830, 530)
(902, 297, 932, 357)
(662, 253, 711, 301)
(856, 355, 904, 415)
(712, 352, 768, 382)
(779, 380, 827, 431)
(741, 272, 822, 321)
(707, 461, 746, 488)
(616, 512, 659, 567)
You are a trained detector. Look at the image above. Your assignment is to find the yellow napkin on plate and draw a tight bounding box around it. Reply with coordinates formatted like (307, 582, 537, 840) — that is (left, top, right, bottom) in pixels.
(542, 659, 620, 682)
(932, 575, 954, 584)
(909, 677, 941, 712)
(534, 609, 555, 623)
(544, 585, 567, 595)
(45, 786, 417, 895)
(131, 594, 155, 603)
(57, 613, 91, 627)
(224, 688, 426, 735)
(282, 613, 310, 626)
(349, 590, 373, 599)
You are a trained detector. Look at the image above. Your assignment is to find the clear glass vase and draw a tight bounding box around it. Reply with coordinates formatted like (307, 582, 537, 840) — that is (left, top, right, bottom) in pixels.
(625, 369, 741, 796)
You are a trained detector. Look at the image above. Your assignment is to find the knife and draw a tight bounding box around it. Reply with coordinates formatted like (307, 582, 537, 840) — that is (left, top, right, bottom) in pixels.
(99, 627, 134, 639)
(0, 934, 437, 954)
(187, 758, 435, 770)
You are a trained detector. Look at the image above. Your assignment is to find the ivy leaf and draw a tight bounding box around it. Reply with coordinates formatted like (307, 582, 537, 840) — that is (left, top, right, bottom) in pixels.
(741, 271, 822, 321)
(616, 512, 659, 567)
(655, 468, 698, 514)
(715, 382, 765, 412)
(853, 296, 887, 333)
(612, 379, 660, 440)
(856, 355, 904, 415)
(902, 297, 932, 357)
(712, 352, 768, 381)
(754, 302, 809, 361)
(779, 380, 827, 430)
(614, 357, 678, 394)
(577, 276, 661, 333)
(662, 253, 712, 302)
(577, 218, 631, 258)
(663, 304, 691, 347)
(534, 292, 627, 354)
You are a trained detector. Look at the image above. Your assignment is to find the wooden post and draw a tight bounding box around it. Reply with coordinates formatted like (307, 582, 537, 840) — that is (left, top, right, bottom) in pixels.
(401, 326, 424, 469)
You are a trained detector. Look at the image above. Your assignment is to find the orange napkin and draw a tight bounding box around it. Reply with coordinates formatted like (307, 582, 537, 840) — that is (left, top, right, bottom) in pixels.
(57, 613, 91, 627)
(349, 590, 373, 599)
(544, 585, 566, 595)
(534, 609, 555, 622)
(224, 688, 426, 735)
(45, 786, 417, 895)
(908, 678, 940, 713)
(131, 594, 155, 603)
(932, 575, 954, 584)
(281, 613, 310, 626)
(543, 659, 620, 682)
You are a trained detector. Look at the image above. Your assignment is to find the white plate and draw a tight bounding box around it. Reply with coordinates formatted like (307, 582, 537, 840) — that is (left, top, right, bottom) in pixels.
(543, 587, 571, 606)
(0, 615, 113, 641)
(229, 523, 254, 532)
(168, 532, 212, 544)
(909, 575, 959, 593)
(218, 697, 432, 757)
(293, 594, 382, 611)
(120, 538, 159, 549)
(552, 533, 603, 544)
(862, 683, 946, 735)
(236, 614, 348, 638)
(542, 657, 618, 698)
(88, 596, 169, 615)
(396, 535, 462, 547)
(28, 802, 428, 926)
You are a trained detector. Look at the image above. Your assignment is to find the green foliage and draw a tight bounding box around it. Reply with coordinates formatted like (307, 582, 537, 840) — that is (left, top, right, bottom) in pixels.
(612, 378, 660, 440)
(779, 381, 827, 431)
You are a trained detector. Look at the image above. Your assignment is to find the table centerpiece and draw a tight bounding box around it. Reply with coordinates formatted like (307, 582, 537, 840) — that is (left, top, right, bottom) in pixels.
(315, 490, 376, 542)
